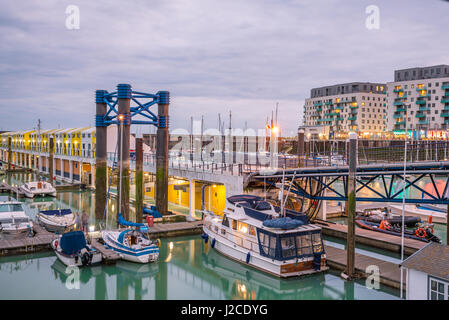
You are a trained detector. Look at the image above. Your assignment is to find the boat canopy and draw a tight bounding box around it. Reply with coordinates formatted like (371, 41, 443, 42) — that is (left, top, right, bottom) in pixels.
(40, 209, 72, 216)
(262, 217, 304, 229)
(227, 194, 264, 205)
(256, 228, 324, 260)
(117, 229, 147, 244)
(118, 213, 145, 227)
(60, 231, 87, 255)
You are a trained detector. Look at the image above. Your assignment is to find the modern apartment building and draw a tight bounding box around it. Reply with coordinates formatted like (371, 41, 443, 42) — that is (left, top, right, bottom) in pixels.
(387, 65, 449, 132)
(303, 82, 387, 138)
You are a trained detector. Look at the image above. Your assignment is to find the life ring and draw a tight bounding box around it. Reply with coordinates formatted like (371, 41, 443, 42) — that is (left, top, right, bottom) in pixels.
(415, 228, 427, 238)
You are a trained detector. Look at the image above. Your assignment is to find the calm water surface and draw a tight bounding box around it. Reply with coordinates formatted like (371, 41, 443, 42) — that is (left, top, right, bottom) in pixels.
(0, 172, 402, 300)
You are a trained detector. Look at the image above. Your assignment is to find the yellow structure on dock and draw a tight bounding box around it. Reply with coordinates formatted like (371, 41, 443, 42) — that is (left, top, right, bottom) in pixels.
(0, 127, 235, 217)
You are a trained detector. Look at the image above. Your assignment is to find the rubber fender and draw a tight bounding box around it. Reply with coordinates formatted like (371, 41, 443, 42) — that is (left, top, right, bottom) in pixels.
(246, 252, 251, 264)
(211, 238, 216, 248)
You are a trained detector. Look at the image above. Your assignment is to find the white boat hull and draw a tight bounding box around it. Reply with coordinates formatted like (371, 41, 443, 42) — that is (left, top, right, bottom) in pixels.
(389, 204, 447, 224)
(101, 231, 159, 264)
(37, 214, 76, 233)
(51, 239, 102, 267)
(203, 227, 327, 278)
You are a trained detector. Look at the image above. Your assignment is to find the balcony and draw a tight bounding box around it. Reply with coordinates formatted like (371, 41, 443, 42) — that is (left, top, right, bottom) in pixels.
(316, 107, 322, 112)
(395, 121, 405, 126)
(393, 88, 404, 93)
(416, 100, 427, 105)
(419, 107, 430, 112)
(335, 117, 344, 121)
(415, 113, 426, 118)
(419, 119, 429, 125)
(416, 86, 427, 91)
(441, 112, 449, 117)
(442, 83, 449, 90)
(441, 98, 449, 104)
(395, 107, 406, 112)
(335, 105, 344, 110)
(393, 101, 404, 106)
(444, 92, 449, 97)
(325, 101, 333, 105)
(348, 116, 357, 121)
(313, 102, 323, 107)
(393, 114, 403, 119)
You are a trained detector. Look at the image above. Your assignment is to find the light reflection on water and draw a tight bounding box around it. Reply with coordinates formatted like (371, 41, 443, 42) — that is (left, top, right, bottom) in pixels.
(0, 172, 401, 300)
(0, 236, 399, 300)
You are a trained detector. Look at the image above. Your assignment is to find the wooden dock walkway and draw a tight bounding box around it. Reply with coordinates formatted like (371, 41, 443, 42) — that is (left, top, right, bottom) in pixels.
(0, 224, 56, 256)
(325, 245, 405, 290)
(317, 220, 426, 256)
(90, 238, 120, 264)
(147, 220, 203, 238)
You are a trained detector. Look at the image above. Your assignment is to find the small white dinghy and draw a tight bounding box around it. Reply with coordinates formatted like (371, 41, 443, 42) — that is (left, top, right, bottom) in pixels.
(51, 231, 102, 267)
(101, 214, 159, 263)
(0, 201, 33, 235)
(20, 181, 57, 198)
(37, 209, 76, 233)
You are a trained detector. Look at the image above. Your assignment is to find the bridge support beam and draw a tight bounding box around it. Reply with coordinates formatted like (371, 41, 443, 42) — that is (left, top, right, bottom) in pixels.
(345, 132, 357, 279)
(135, 136, 144, 223)
(95, 90, 108, 221)
(156, 91, 170, 216)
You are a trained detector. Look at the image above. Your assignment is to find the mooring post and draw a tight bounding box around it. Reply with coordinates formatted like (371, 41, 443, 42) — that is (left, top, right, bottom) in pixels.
(7, 136, 11, 171)
(117, 84, 132, 220)
(298, 129, 304, 167)
(48, 135, 54, 185)
(156, 91, 170, 216)
(135, 136, 144, 223)
(345, 132, 357, 279)
(95, 89, 108, 221)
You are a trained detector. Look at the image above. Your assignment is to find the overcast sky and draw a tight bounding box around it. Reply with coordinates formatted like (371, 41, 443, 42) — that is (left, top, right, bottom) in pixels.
(1, 0, 448, 136)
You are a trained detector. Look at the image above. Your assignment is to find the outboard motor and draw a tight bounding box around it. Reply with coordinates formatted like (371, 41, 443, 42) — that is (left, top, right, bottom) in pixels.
(80, 248, 91, 266)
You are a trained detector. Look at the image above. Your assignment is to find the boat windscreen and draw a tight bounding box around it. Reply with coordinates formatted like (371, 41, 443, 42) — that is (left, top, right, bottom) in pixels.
(9, 204, 24, 212)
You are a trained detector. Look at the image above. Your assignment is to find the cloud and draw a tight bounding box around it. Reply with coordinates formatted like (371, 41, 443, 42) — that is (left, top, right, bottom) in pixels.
(0, 0, 448, 135)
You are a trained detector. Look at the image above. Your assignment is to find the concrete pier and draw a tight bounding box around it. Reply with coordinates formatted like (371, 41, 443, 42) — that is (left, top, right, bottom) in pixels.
(135, 136, 144, 223)
(155, 91, 170, 215)
(95, 90, 109, 221)
(117, 84, 131, 220)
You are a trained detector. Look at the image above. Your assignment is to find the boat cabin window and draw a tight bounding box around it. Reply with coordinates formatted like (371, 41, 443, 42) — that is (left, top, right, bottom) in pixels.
(13, 217, 29, 224)
(237, 221, 248, 234)
(222, 215, 230, 227)
(231, 219, 237, 230)
(0, 204, 24, 212)
(257, 229, 324, 260)
(249, 226, 256, 236)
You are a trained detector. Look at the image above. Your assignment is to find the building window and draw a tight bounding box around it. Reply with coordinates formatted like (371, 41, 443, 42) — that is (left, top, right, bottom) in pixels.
(429, 277, 448, 300)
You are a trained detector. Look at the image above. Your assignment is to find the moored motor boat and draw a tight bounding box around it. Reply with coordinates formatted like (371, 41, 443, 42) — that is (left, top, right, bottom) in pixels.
(355, 216, 440, 243)
(51, 231, 102, 267)
(37, 209, 76, 233)
(359, 209, 421, 227)
(0, 201, 33, 235)
(19, 181, 57, 198)
(101, 214, 160, 264)
(389, 204, 447, 224)
(203, 194, 328, 278)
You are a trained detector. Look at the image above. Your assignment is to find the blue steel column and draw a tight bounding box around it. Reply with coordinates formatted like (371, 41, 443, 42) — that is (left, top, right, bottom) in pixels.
(95, 90, 108, 221)
(156, 91, 169, 215)
(117, 84, 132, 221)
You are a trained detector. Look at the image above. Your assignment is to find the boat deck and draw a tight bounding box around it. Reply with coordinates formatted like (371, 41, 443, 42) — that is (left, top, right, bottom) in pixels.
(325, 245, 405, 290)
(317, 220, 427, 255)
